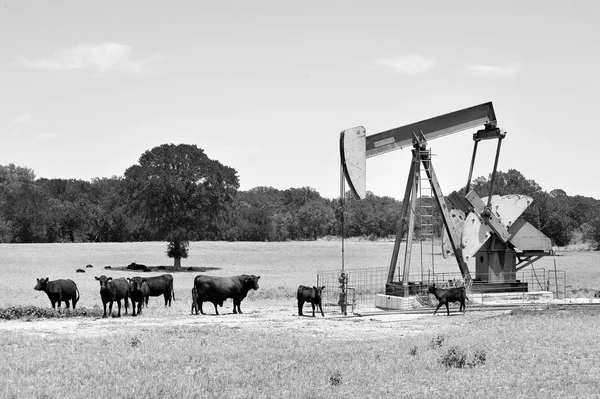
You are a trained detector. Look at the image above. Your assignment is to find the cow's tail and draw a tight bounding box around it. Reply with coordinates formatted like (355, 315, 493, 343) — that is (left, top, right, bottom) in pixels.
(74, 286, 80, 307)
(171, 281, 175, 302)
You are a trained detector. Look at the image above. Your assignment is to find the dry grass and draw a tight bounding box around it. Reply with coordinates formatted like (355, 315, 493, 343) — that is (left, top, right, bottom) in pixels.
(2, 306, 600, 398)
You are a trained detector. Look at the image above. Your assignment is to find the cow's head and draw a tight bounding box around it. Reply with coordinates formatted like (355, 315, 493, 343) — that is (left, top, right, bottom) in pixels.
(34, 277, 49, 291)
(127, 276, 144, 293)
(313, 286, 325, 298)
(95, 275, 113, 289)
(427, 284, 437, 294)
(244, 275, 260, 290)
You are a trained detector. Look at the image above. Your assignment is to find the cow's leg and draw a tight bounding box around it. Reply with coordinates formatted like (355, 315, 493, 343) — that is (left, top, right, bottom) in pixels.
(102, 302, 107, 318)
(445, 302, 450, 316)
(213, 302, 219, 315)
(199, 301, 205, 315)
(108, 301, 114, 318)
(433, 302, 443, 315)
(298, 300, 304, 316)
(235, 300, 243, 314)
(51, 300, 56, 310)
(116, 300, 122, 317)
(138, 301, 142, 315)
(124, 297, 129, 315)
(131, 299, 137, 316)
(65, 299, 70, 309)
(319, 303, 324, 317)
(311, 303, 316, 317)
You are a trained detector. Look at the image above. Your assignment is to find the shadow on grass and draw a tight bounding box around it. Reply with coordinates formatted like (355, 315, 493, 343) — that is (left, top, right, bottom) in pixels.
(101, 266, 221, 273)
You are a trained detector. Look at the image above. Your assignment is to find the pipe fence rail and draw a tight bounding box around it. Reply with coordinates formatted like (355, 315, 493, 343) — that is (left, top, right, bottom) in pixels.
(317, 267, 567, 315)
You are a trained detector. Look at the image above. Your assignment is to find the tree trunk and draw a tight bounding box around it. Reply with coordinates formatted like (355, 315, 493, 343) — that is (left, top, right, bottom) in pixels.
(173, 257, 182, 271)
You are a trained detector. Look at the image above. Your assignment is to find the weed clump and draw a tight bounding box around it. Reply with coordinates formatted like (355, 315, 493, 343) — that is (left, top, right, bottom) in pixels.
(440, 346, 467, 368)
(430, 335, 445, 349)
(329, 371, 343, 386)
(440, 346, 487, 368)
(408, 346, 418, 356)
(0, 306, 103, 320)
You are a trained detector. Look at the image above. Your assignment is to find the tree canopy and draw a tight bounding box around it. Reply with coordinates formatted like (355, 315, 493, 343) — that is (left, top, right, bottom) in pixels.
(2, 157, 600, 251)
(123, 144, 239, 269)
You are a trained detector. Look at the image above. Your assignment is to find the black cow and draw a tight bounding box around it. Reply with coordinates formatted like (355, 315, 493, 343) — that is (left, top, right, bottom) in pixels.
(95, 276, 130, 318)
(428, 284, 468, 316)
(194, 274, 260, 315)
(127, 277, 150, 316)
(34, 278, 79, 309)
(297, 285, 325, 317)
(142, 274, 174, 306)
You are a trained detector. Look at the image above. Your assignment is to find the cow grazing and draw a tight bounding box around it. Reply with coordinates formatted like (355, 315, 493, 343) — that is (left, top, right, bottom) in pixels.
(142, 274, 174, 306)
(127, 277, 150, 316)
(428, 284, 468, 316)
(95, 276, 130, 318)
(34, 278, 80, 309)
(297, 285, 325, 317)
(194, 274, 260, 315)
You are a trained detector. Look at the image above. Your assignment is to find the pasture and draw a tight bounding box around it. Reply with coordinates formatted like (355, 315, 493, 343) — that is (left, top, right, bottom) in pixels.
(1, 241, 600, 398)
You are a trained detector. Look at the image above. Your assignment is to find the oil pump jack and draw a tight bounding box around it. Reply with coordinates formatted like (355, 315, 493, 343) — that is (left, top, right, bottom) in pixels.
(340, 102, 552, 297)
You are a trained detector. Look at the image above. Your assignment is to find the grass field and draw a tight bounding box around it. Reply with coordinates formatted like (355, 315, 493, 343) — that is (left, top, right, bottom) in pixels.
(1, 241, 600, 398)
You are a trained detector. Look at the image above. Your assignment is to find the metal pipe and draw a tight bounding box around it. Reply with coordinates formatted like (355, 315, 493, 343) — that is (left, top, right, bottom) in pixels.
(487, 137, 504, 208)
(465, 139, 479, 194)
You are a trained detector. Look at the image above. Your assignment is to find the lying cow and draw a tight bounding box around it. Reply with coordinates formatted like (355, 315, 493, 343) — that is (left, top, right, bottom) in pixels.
(127, 277, 150, 316)
(142, 274, 174, 306)
(428, 283, 468, 316)
(297, 285, 325, 317)
(194, 274, 260, 315)
(34, 278, 80, 309)
(95, 276, 130, 318)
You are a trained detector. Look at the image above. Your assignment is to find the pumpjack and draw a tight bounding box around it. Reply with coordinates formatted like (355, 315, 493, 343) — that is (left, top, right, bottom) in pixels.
(340, 102, 552, 296)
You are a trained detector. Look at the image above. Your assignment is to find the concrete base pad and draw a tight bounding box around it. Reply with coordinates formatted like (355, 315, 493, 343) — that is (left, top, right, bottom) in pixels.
(469, 291, 554, 305)
(374, 294, 422, 310)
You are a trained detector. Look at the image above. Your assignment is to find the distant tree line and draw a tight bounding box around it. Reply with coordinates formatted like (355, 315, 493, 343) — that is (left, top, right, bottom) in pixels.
(2, 149, 600, 250)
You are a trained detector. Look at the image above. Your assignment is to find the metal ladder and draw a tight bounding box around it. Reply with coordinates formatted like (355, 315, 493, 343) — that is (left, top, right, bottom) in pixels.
(418, 149, 436, 288)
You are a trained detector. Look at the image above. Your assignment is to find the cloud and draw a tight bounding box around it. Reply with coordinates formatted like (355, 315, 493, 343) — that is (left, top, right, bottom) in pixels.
(18, 43, 161, 75)
(377, 54, 436, 74)
(13, 114, 31, 124)
(465, 61, 522, 77)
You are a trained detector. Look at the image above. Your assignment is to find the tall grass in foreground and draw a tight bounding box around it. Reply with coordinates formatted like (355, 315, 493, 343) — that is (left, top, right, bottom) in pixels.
(2, 306, 599, 399)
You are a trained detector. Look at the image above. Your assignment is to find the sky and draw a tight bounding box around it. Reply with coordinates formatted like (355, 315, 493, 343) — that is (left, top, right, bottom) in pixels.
(1, 1, 599, 200)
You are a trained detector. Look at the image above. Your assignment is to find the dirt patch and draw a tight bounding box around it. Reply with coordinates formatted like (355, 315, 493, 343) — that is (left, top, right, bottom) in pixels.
(0, 303, 509, 340)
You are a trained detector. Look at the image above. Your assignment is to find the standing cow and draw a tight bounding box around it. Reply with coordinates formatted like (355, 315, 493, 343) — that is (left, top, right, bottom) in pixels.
(194, 274, 260, 315)
(142, 274, 174, 307)
(428, 283, 468, 316)
(95, 276, 130, 318)
(297, 285, 325, 317)
(34, 278, 79, 309)
(127, 277, 150, 316)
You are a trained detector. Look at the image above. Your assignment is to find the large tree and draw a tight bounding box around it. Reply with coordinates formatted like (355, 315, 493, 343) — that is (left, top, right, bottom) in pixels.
(124, 144, 239, 270)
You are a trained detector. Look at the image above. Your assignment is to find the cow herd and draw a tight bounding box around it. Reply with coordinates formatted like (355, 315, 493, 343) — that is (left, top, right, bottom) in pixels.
(33, 274, 468, 318)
